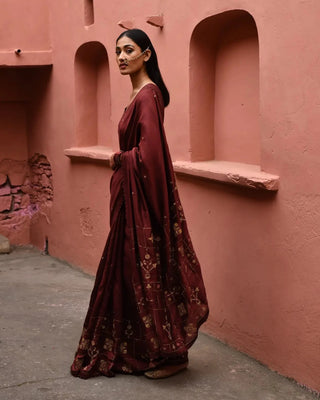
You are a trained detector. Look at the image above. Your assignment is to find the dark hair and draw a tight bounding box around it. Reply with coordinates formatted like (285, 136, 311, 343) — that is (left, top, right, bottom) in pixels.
(116, 29, 170, 107)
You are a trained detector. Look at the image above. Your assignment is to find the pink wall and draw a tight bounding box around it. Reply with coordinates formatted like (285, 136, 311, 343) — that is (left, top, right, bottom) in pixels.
(0, 0, 320, 393)
(0, 103, 28, 161)
(0, 0, 50, 50)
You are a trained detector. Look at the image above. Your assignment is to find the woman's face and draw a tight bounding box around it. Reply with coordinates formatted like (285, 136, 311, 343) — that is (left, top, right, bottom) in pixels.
(115, 36, 149, 76)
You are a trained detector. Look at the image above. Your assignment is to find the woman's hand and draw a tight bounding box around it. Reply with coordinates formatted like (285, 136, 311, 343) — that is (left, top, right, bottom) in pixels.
(110, 153, 116, 170)
(110, 151, 122, 170)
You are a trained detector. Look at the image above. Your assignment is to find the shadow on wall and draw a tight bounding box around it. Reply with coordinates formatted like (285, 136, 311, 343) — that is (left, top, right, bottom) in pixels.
(84, 0, 94, 26)
(74, 41, 111, 147)
(0, 66, 53, 246)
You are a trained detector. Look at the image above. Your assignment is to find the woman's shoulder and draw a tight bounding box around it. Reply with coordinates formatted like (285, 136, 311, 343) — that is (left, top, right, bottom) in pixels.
(136, 83, 163, 107)
(138, 83, 160, 98)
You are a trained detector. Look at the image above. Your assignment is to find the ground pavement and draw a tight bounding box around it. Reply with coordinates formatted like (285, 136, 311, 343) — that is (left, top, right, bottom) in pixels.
(0, 247, 318, 400)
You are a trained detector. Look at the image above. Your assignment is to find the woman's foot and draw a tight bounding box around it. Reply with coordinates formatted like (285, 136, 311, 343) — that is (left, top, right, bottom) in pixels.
(144, 362, 188, 379)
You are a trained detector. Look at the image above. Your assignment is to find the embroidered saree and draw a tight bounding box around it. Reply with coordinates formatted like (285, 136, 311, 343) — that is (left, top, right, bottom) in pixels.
(71, 84, 209, 378)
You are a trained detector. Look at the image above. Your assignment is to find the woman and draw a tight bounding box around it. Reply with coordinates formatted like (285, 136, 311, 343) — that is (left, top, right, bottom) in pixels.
(71, 29, 208, 379)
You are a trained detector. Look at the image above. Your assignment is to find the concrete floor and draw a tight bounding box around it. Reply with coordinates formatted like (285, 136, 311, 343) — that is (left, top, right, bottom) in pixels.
(0, 247, 318, 400)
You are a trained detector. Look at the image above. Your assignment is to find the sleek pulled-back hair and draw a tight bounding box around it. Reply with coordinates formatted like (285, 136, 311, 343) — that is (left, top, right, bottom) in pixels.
(116, 29, 170, 107)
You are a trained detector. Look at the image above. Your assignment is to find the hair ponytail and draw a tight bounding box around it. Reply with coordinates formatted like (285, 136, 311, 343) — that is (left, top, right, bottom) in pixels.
(116, 29, 170, 107)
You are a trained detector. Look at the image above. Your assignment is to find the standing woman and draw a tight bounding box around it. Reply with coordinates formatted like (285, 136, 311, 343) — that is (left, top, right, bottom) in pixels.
(71, 29, 208, 379)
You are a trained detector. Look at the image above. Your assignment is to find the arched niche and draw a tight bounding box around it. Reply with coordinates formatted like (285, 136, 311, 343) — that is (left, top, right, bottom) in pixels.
(84, 0, 94, 26)
(190, 10, 260, 164)
(74, 42, 110, 147)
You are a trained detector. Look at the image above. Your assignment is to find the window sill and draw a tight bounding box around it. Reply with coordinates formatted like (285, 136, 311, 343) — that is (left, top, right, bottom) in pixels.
(173, 160, 279, 191)
(64, 146, 113, 165)
(64, 148, 279, 191)
(0, 50, 53, 67)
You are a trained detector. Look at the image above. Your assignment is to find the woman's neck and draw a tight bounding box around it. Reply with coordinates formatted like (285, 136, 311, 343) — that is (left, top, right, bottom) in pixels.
(130, 69, 153, 99)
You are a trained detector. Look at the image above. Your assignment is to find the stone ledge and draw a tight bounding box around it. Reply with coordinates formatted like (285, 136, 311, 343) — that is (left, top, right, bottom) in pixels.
(64, 148, 279, 191)
(173, 160, 279, 191)
(0, 50, 53, 67)
(64, 146, 113, 164)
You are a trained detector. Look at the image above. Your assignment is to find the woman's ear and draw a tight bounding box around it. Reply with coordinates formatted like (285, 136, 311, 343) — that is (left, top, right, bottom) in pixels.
(144, 49, 151, 62)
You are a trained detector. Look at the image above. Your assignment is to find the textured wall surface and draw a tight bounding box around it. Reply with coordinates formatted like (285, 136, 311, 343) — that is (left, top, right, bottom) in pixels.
(0, 0, 319, 393)
(0, 155, 53, 244)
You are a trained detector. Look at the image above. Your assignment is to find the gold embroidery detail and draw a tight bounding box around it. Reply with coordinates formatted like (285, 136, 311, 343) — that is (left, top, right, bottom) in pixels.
(178, 302, 187, 317)
(151, 337, 159, 349)
(122, 365, 133, 373)
(79, 337, 90, 350)
(162, 321, 173, 340)
(143, 315, 153, 328)
(140, 254, 157, 280)
(137, 297, 145, 308)
(73, 358, 83, 369)
(173, 222, 182, 236)
(184, 323, 197, 337)
(125, 323, 133, 338)
(103, 338, 114, 352)
(99, 359, 110, 373)
(190, 287, 201, 304)
(88, 346, 99, 359)
(120, 342, 128, 354)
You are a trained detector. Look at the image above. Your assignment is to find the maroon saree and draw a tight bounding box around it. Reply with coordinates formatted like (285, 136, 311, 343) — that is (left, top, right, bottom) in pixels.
(71, 84, 209, 378)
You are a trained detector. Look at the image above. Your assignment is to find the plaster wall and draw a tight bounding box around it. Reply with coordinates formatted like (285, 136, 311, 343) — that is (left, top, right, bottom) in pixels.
(0, 0, 320, 393)
(0, 102, 28, 161)
(0, 0, 50, 50)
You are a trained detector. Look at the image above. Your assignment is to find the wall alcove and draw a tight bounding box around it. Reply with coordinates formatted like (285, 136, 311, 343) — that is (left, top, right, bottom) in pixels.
(74, 41, 111, 148)
(84, 0, 94, 26)
(173, 10, 279, 191)
(190, 10, 260, 164)
(0, 66, 53, 245)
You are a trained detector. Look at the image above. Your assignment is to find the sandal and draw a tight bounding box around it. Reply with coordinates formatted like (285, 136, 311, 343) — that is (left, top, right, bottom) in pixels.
(144, 362, 188, 379)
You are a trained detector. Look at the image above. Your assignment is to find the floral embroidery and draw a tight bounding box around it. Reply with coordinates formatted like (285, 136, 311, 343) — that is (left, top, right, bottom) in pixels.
(190, 287, 201, 304)
(184, 323, 197, 337)
(143, 315, 153, 328)
(79, 337, 90, 350)
(99, 359, 110, 373)
(103, 338, 114, 352)
(88, 346, 99, 359)
(140, 253, 157, 280)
